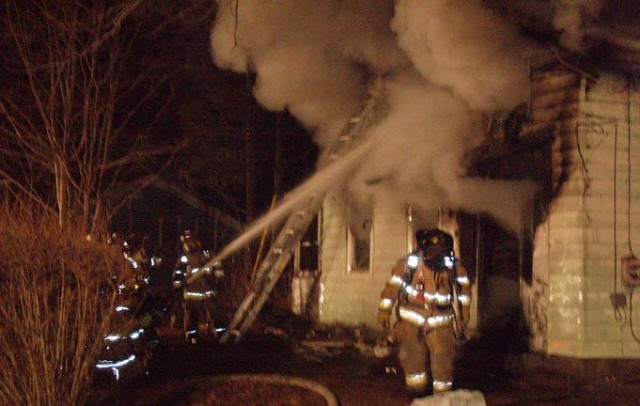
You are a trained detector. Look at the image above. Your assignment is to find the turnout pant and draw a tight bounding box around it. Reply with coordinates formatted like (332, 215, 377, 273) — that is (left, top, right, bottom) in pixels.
(183, 300, 217, 340)
(393, 320, 455, 394)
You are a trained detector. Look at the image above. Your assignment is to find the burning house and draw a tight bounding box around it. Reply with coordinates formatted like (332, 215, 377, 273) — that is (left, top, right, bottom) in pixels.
(209, 1, 640, 360)
(310, 52, 640, 360)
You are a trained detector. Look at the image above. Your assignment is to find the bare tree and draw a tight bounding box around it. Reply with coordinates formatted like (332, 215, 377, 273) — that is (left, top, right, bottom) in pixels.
(0, 0, 212, 236)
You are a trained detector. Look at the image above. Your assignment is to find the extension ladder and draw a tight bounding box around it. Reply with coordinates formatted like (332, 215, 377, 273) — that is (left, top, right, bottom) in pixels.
(220, 78, 385, 343)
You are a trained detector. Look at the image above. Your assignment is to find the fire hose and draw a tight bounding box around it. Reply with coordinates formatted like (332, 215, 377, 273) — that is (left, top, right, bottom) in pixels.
(207, 374, 339, 406)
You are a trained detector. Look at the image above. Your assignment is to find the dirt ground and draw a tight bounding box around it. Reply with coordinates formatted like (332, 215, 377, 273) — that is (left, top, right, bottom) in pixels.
(91, 314, 640, 406)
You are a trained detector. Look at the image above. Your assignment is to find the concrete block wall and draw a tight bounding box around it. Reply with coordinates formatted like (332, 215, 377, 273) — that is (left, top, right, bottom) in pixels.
(540, 73, 640, 358)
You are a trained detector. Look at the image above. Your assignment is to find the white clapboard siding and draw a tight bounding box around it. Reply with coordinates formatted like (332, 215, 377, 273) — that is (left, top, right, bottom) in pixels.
(537, 71, 640, 358)
(318, 194, 407, 328)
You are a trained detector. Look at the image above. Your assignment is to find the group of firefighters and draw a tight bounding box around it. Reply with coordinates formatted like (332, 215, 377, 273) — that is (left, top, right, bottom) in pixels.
(108, 230, 224, 345)
(108, 226, 470, 398)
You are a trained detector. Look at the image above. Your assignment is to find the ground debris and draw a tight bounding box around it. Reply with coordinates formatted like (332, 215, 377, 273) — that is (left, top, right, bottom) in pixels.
(293, 324, 378, 359)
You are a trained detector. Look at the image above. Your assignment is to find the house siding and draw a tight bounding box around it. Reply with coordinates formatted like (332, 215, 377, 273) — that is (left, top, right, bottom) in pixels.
(536, 72, 640, 358)
(318, 194, 408, 328)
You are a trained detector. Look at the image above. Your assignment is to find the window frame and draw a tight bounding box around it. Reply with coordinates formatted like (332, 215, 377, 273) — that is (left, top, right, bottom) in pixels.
(346, 220, 373, 274)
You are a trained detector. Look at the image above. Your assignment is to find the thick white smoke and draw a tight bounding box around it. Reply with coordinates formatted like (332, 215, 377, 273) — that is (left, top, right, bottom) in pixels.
(553, 0, 605, 51)
(392, 0, 532, 111)
(211, 0, 407, 148)
(209, 0, 595, 234)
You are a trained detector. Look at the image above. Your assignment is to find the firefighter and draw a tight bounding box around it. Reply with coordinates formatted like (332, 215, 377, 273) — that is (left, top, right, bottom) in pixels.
(178, 230, 223, 344)
(377, 228, 472, 398)
(108, 233, 145, 293)
(169, 242, 189, 330)
(107, 232, 129, 287)
(122, 232, 151, 286)
(107, 232, 153, 316)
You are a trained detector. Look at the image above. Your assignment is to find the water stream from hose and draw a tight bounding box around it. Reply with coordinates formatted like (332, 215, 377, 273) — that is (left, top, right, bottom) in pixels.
(207, 135, 377, 266)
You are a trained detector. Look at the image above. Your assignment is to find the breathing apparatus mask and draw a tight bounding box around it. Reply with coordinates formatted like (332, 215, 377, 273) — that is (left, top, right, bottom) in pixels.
(415, 228, 455, 270)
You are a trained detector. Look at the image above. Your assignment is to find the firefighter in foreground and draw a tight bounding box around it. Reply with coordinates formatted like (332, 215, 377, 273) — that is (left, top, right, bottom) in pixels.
(377, 228, 472, 397)
(176, 230, 224, 344)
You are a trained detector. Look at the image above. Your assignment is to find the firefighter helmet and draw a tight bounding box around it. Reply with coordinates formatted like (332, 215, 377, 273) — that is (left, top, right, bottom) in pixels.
(415, 228, 453, 255)
(180, 230, 202, 253)
(180, 230, 192, 243)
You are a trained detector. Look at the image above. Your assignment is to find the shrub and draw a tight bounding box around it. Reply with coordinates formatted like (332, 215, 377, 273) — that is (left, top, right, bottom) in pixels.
(0, 200, 118, 405)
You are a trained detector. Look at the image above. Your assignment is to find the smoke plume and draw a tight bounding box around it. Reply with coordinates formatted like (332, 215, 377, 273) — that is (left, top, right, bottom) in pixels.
(553, 0, 605, 51)
(209, 0, 610, 234)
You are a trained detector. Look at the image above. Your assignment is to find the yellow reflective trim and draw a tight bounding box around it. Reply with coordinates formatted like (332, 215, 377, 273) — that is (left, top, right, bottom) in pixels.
(458, 294, 471, 306)
(407, 255, 419, 268)
(456, 275, 470, 286)
(424, 292, 451, 305)
(183, 290, 215, 301)
(398, 307, 426, 326)
(406, 372, 428, 387)
(378, 298, 394, 310)
(426, 313, 454, 328)
(435, 292, 451, 305)
(404, 285, 420, 299)
(433, 380, 452, 392)
(388, 275, 404, 286)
